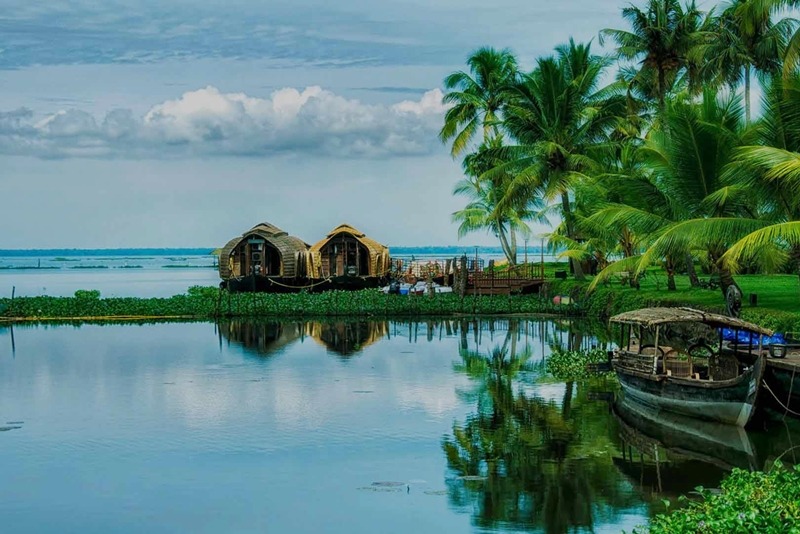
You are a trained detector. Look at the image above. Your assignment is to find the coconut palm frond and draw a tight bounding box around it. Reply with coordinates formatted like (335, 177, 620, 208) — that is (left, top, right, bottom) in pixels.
(737, 146, 800, 183)
(639, 217, 768, 269)
(588, 255, 645, 291)
(723, 221, 800, 270)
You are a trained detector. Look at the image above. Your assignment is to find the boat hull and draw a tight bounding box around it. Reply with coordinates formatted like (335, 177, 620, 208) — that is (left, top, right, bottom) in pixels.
(613, 355, 764, 427)
(222, 274, 387, 293)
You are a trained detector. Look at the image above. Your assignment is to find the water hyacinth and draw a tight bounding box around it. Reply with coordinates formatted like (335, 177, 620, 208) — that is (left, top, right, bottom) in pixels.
(546, 348, 612, 380)
(0, 286, 580, 322)
(638, 462, 800, 533)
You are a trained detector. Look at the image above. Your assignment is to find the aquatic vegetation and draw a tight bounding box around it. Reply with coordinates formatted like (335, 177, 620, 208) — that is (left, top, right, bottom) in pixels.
(638, 463, 800, 534)
(0, 287, 579, 321)
(546, 348, 612, 380)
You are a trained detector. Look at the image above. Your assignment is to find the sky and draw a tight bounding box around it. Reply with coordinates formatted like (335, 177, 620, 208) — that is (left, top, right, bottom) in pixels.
(0, 0, 634, 248)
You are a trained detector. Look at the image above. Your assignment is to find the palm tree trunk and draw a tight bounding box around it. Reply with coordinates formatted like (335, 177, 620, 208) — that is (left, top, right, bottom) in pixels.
(744, 65, 751, 125)
(496, 223, 515, 266)
(792, 244, 800, 284)
(657, 68, 666, 117)
(685, 253, 700, 287)
(560, 191, 585, 280)
(509, 228, 518, 265)
(718, 264, 739, 302)
(665, 256, 676, 291)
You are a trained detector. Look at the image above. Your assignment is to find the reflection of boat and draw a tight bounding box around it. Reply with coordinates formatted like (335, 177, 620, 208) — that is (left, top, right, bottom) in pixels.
(305, 321, 389, 357)
(218, 320, 302, 355)
(613, 395, 757, 473)
(610, 308, 771, 426)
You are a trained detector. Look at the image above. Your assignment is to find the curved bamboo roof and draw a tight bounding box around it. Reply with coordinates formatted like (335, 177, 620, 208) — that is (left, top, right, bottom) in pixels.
(610, 307, 773, 336)
(219, 222, 309, 279)
(309, 223, 390, 276)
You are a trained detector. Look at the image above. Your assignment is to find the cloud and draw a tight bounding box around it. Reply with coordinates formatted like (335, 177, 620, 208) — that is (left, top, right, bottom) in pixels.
(0, 86, 448, 159)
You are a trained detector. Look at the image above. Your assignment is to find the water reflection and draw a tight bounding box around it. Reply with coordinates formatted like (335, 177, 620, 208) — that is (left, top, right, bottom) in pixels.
(217, 319, 303, 355)
(612, 396, 753, 501)
(612, 394, 800, 501)
(443, 322, 636, 533)
(3, 317, 800, 534)
(306, 321, 389, 357)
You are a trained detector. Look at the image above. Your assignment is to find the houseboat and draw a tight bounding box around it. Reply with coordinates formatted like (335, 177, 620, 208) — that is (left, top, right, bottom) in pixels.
(307, 223, 391, 291)
(218, 222, 311, 292)
(610, 307, 771, 427)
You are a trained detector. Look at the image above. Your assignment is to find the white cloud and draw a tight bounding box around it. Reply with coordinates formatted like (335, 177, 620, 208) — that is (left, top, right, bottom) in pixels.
(0, 86, 448, 159)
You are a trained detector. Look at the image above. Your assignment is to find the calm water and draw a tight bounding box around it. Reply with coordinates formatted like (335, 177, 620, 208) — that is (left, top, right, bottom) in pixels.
(0, 319, 797, 533)
(0, 253, 219, 297)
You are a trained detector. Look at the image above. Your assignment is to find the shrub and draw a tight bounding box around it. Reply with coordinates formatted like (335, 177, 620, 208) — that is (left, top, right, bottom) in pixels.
(637, 462, 800, 533)
(74, 289, 101, 300)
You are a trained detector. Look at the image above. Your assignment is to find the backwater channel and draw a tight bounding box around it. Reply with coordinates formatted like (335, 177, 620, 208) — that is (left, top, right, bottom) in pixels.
(1, 318, 798, 533)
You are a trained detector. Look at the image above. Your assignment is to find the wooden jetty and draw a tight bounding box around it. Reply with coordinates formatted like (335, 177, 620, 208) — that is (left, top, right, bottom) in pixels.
(466, 262, 546, 295)
(392, 256, 546, 296)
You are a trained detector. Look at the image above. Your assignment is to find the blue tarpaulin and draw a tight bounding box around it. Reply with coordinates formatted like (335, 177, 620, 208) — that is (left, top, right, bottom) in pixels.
(720, 328, 786, 346)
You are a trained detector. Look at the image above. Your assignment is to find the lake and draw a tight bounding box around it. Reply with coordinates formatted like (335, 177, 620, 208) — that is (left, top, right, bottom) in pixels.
(1, 318, 797, 533)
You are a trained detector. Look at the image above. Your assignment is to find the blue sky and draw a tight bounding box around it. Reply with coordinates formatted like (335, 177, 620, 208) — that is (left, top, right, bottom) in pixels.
(0, 0, 628, 248)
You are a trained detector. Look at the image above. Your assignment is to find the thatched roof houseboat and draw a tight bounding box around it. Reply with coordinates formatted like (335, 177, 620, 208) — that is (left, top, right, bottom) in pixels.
(308, 224, 390, 280)
(219, 222, 310, 291)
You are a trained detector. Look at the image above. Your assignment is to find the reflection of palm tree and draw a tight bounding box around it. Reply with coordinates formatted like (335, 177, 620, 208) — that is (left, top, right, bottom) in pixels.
(444, 322, 637, 533)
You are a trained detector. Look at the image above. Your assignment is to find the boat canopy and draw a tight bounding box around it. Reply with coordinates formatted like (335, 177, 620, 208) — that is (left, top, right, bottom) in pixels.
(610, 307, 773, 336)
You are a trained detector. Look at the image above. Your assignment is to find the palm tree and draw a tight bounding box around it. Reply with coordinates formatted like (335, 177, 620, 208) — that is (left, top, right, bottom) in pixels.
(722, 74, 800, 279)
(704, 0, 799, 123)
(439, 47, 519, 157)
(600, 0, 705, 115)
(452, 137, 540, 265)
(489, 40, 625, 280)
(593, 90, 758, 299)
(584, 143, 689, 290)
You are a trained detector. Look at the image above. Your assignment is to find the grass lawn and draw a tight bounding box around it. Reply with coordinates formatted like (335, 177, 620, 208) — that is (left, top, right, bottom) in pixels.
(544, 261, 800, 330)
(612, 271, 800, 313)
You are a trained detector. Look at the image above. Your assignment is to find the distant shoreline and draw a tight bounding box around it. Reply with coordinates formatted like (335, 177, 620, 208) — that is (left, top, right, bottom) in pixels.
(0, 246, 550, 258)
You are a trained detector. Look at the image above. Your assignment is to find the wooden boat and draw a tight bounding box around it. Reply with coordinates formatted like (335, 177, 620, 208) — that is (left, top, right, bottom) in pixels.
(306, 224, 391, 291)
(218, 222, 391, 292)
(610, 307, 772, 427)
(218, 222, 311, 292)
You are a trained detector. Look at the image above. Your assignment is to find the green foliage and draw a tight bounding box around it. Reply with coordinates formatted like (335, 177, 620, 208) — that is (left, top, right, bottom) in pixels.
(637, 463, 800, 534)
(546, 348, 611, 380)
(74, 289, 101, 300)
(0, 288, 580, 321)
(552, 273, 800, 332)
(186, 285, 219, 298)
